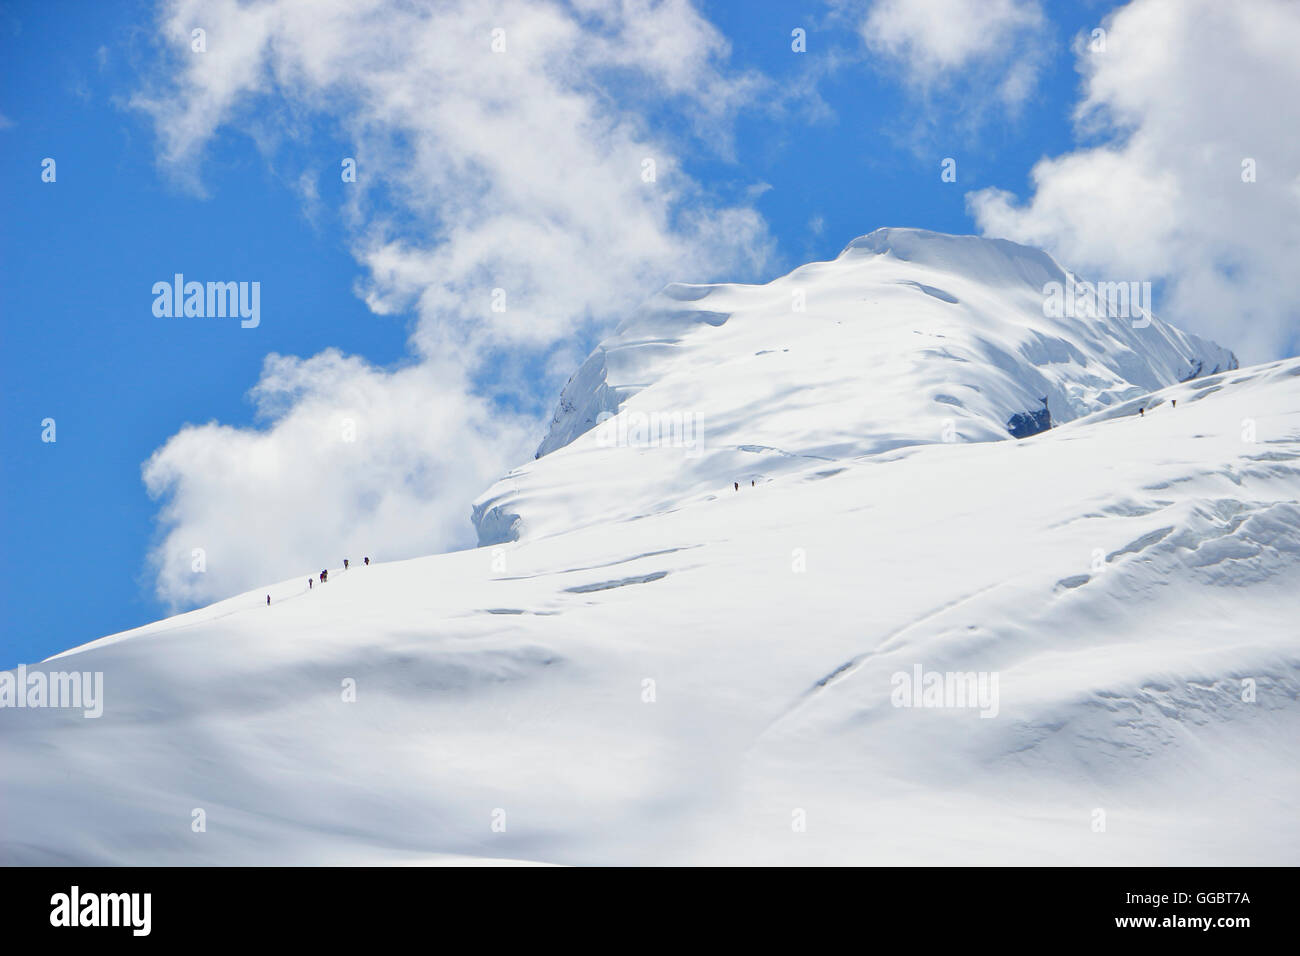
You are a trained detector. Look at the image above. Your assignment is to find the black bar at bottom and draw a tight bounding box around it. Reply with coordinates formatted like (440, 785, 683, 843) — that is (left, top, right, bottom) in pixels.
(2, 866, 1287, 943)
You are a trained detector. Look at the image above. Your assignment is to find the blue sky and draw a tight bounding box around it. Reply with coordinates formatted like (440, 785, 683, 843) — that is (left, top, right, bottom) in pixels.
(2, 0, 1296, 669)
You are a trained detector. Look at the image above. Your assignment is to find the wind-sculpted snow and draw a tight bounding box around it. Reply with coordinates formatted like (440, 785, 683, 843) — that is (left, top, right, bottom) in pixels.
(3, 354, 1298, 865)
(476, 228, 1235, 547)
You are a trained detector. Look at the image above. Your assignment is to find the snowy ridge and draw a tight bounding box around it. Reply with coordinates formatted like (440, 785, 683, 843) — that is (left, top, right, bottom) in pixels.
(3, 355, 1297, 865)
(475, 228, 1235, 546)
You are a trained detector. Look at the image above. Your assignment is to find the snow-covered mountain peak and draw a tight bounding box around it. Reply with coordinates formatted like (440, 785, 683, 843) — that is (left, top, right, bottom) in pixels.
(838, 227, 1066, 290)
(476, 229, 1236, 546)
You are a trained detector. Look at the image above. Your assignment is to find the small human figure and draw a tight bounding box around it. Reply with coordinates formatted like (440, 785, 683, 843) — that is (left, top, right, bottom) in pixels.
(1139, 407, 1145, 417)
(364, 556, 370, 566)
(734, 482, 738, 491)
(751, 480, 755, 487)
(308, 578, 313, 590)
(343, 558, 349, 570)
(320, 569, 328, 583)
(266, 595, 271, 606)
(1171, 399, 1176, 409)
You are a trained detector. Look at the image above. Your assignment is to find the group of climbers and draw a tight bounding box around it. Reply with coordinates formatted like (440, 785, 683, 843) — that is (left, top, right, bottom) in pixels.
(311, 556, 369, 588)
(266, 556, 371, 606)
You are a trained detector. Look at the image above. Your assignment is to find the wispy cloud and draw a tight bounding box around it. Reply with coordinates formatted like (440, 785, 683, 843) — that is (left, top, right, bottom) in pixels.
(968, 0, 1300, 362)
(852, 0, 1047, 111)
(133, 0, 775, 607)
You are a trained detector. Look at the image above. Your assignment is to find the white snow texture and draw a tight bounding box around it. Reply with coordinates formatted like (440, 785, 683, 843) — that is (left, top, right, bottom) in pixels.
(3, 229, 1296, 866)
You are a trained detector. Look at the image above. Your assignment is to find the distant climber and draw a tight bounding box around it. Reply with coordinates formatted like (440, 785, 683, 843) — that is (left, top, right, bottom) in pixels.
(751, 480, 755, 487)
(1139, 407, 1145, 417)
(320, 569, 328, 583)
(1172, 399, 1177, 409)
(308, 578, 313, 590)
(364, 556, 370, 566)
(734, 482, 739, 491)
(266, 595, 270, 606)
(343, 558, 349, 569)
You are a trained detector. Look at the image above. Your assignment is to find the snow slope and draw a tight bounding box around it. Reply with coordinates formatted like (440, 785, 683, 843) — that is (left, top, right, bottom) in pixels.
(3, 234, 1296, 867)
(474, 228, 1235, 546)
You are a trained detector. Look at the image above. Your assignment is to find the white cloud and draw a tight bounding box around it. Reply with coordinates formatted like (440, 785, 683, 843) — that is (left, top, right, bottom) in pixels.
(143, 353, 534, 606)
(858, 0, 1046, 108)
(968, 0, 1300, 363)
(134, 0, 773, 607)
